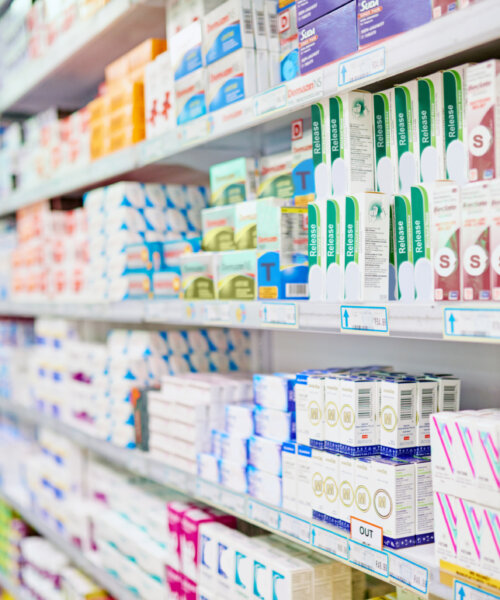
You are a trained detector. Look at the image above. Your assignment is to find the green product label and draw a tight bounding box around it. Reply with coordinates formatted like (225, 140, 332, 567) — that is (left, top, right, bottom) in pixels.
(418, 79, 435, 158)
(218, 275, 256, 300)
(443, 70, 464, 177)
(410, 186, 430, 263)
(326, 199, 340, 269)
(389, 204, 395, 267)
(258, 174, 294, 199)
(345, 196, 359, 267)
(394, 195, 413, 298)
(394, 86, 412, 161)
(374, 94, 390, 174)
(311, 103, 324, 169)
(308, 203, 320, 268)
(329, 96, 344, 165)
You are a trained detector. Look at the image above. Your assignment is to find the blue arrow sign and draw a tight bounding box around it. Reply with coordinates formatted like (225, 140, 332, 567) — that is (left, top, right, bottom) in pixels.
(312, 528, 316, 543)
(448, 312, 456, 334)
(458, 586, 465, 600)
(343, 309, 349, 328)
(341, 65, 347, 84)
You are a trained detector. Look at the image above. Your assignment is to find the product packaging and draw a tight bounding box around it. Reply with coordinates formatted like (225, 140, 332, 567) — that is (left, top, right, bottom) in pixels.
(210, 157, 258, 205)
(394, 82, 420, 194)
(174, 67, 207, 125)
(202, 205, 236, 251)
(374, 89, 398, 195)
(278, 0, 299, 81)
(443, 65, 468, 185)
(206, 48, 256, 112)
(179, 253, 218, 299)
(258, 152, 294, 199)
(216, 249, 257, 300)
(410, 185, 433, 302)
(418, 72, 445, 183)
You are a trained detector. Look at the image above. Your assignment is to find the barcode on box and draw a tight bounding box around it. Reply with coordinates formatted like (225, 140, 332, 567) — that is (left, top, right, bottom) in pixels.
(256, 10, 266, 35)
(286, 283, 308, 297)
(400, 393, 413, 421)
(243, 8, 253, 34)
(357, 389, 372, 419)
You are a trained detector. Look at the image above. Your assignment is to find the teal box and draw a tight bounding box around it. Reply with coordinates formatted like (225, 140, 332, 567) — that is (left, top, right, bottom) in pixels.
(257, 198, 309, 300)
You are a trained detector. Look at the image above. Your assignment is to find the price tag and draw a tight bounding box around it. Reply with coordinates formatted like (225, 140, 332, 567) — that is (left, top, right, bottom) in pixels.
(338, 47, 386, 88)
(202, 302, 231, 323)
(349, 540, 389, 577)
(196, 479, 220, 504)
(211, 99, 254, 135)
(350, 517, 383, 550)
(286, 71, 323, 108)
(260, 302, 298, 328)
(247, 500, 280, 530)
(280, 512, 311, 543)
(389, 553, 429, 595)
(311, 525, 349, 560)
(254, 84, 287, 116)
(340, 305, 389, 334)
(443, 308, 500, 341)
(454, 581, 500, 600)
(219, 488, 246, 515)
(139, 135, 168, 164)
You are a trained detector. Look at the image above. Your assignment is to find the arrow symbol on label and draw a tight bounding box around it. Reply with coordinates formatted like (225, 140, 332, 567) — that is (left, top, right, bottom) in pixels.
(343, 309, 350, 328)
(448, 313, 456, 334)
(458, 586, 465, 600)
(341, 64, 347, 84)
(312, 528, 316, 543)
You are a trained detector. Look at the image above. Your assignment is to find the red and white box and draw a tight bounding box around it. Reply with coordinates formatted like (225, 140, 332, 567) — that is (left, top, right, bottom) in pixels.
(145, 52, 176, 139)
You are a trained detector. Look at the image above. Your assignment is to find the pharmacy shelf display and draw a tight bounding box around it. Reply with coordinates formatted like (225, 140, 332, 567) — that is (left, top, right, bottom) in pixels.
(2, 0, 500, 216)
(0, 399, 475, 600)
(0, 488, 137, 600)
(0, 0, 166, 115)
(0, 300, 498, 343)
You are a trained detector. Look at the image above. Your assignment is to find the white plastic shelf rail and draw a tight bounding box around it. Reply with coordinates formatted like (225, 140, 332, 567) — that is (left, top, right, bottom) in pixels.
(0, 399, 460, 600)
(1, 0, 500, 215)
(0, 300, 499, 343)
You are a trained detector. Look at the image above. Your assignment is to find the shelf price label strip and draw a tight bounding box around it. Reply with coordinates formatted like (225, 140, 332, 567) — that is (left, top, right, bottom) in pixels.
(389, 551, 429, 595)
(443, 307, 500, 342)
(340, 305, 389, 335)
(454, 581, 500, 600)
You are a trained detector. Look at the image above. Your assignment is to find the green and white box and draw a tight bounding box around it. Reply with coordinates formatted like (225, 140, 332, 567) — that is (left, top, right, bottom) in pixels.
(234, 199, 258, 249)
(410, 185, 433, 302)
(311, 99, 332, 200)
(209, 156, 257, 205)
(179, 252, 218, 300)
(442, 65, 468, 186)
(374, 88, 398, 195)
(202, 205, 236, 251)
(418, 72, 445, 183)
(216, 249, 257, 300)
(257, 151, 294, 199)
(393, 194, 414, 302)
(393, 81, 420, 194)
(308, 197, 343, 301)
(344, 192, 390, 302)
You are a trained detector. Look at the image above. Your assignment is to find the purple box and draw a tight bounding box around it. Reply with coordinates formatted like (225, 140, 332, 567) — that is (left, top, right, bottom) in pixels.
(358, 0, 432, 47)
(296, 0, 352, 27)
(298, 1, 357, 75)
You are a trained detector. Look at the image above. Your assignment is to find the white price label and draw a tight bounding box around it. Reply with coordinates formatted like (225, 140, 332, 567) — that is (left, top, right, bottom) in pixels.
(211, 99, 254, 135)
(279, 512, 311, 543)
(311, 525, 349, 560)
(443, 308, 500, 341)
(247, 500, 280, 530)
(389, 553, 428, 594)
(203, 302, 231, 323)
(454, 581, 500, 600)
(287, 72, 323, 108)
(220, 489, 246, 515)
(254, 84, 287, 116)
(349, 540, 389, 577)
(338, 47, 386, 87)
(351, 517, 383, 550)
(196, 479, 220, 504)
(260, 302, 298, 327)
(180, 117, 208, 146)
(340, 306, 389, 334)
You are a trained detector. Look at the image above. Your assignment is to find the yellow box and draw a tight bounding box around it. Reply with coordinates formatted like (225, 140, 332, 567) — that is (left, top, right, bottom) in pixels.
(127, 38, 166, 71)
(87, 96, 106, 122)
(107, 103, 144, 132)
(106, 80, 144, 113)
(108, 125, 145, 153)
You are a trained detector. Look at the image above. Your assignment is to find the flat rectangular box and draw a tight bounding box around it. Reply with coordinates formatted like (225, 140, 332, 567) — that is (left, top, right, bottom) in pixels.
(434, 491, 457, 562)
(206, 48, 256, 113)
(253, 405, 295, 442)
(418, 72, 445, 183)
(358, 0, 432, 47)
(248, 435, 282, 475)
(174, 67, 207, 125)
(234, 199, 258, 249)
(253, 373, 296, 412)
(338, 377, 378, 456)
(307, 374, 325, 450)
(379, 377, 417, 458)
(443, 65, 468, 186)
(202, 0, 254, 65)
(247, 465, 282, 506)
(282, 442, 297, 513)
(393, 81, 420, 195)
(202, 205, 236, 251)
(491, 179, 500, 301)
(179, 252, 217, 300)
(410, 185, 433, 302)
(373, 88, 398, 195)
(410, 457, 434, 545)
(258, 152, 294, 199)
(216, 249, 257, 301)
(415, 378, 437, 455)
(296, 0, 351, 27)
(209, 157, 257, 206)
(278, 0, 299, 81)
(145, 52, 176, 139)
(170, 21, 203, 80)
(298, 1, 357, 75)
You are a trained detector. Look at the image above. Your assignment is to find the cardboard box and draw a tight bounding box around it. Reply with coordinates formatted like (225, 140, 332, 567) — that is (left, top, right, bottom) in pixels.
(206, 48, 256, 112)
(202, 205, 236, 251)
(216, 249, 257, 300)
(179, 253, 218, 299)
(258, 152, 294, 199)
(443, 65, 468, 185)
(210, 157, 257, 206)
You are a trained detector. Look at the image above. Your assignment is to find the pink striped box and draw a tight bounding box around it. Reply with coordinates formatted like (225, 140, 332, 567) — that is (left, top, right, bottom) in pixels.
(457, 498, 483, 571)
(430, 412, 457, 493)
(434, 491, 458, 561)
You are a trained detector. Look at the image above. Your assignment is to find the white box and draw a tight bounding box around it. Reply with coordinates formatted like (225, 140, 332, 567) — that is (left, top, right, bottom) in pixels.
(247, 466, 282, 507)
(353, 457, 374, 526)
(467, 60, 500, 182)
(310, 449, 325, 521)
(206, 48, 256, 113)
(490, 179, 500, 301)
(216, 527, 247, 597)
(199, 522, 228, 588)
(338, 377, 378, 456)
(253, 406, 294, 442)
(371, 457, 416, 549)
(338, 456, 355, 531)
(252, 0, 268, 50)
(442, 65, 468, 185)
(145, 52, 176, 139)
(225, 403, 254, 438)
(253, 373, 295, 412)
(174, 67, 207, 125)
(265, 0, 279, 53)
(322, 452, 340, 526)
(417, 72, 445, 183)
(344, 192, 390, 302)
(474, 412, 500, 509)
(415, 378, 438, 455)
(269, 554, 315, 600)
(219, 431, 249, 465)
(482, 505, 500, 579)
(307, 374, 325, 449)
(220, 459, 248, 493)
(170, 21, 203, 80)
(256, 49, 270, 93)
(393, 81, 420, 194)
(434, 491, 457, 562)
(296, 445, 312, 519)
(203, 0, 254, 65)
(457, 498, 483, 572)
(324, 376, 341, 454)
(379, 377, 417, 458)
(248, 435, 282, 475)
(430, 411, 457, 493)
(374, 88, 398, 195)
(410, 457, 434, 545)
(282, 442, 297, 514)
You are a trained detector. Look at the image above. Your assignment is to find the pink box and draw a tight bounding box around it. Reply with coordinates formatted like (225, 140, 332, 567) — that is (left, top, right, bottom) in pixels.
(166, 566, 183, 600)
(182, 574, 197, 600)
(491, 179, 500, 300)
(167, 501, 198, 570)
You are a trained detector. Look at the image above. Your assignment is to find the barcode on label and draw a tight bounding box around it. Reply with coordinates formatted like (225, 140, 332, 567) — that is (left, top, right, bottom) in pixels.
(268, 12, 277, 35)
(420, 388, 435, 417)
(286, 283, 308, 297)
(442, 385, 457, 411)
(255, 10, 266, 35)
(400, 392, 414, 421)
(243, 8, 253, 33)
(357, 389, 372, 419)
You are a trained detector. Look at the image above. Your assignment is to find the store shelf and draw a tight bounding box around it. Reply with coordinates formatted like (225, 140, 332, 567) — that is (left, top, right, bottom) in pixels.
(0, 0, 166, 115)
(0, 487, 138, 600)
(2, 0, 500, 214)
(0, 398, 459, 600)
(0, 300, 499, 343)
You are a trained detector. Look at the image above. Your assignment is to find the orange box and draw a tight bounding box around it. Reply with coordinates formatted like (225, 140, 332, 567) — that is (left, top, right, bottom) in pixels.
(107, 103, 144, 132)
(127, 38, 166, 71)
(106, 80, 144, 113)
(108, 125, 145, 153)
(105, 54, 129, 83)
(88, 96, 106, 122)
(128, 64, 146, 84)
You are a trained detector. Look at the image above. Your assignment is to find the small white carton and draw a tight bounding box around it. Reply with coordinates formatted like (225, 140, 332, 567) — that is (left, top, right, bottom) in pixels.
(145, 52, 176, 139)
(457, 498, 483, 572)
(490, 179, 500, 300)
(310, 449, 325, 522)
(296, 445, 312, 519)
(434, 491, 458, 562)
(482, 505, 500, 579)
(206, 48, 256, 113)
(338, 456, 355, 531)
(430, 411, 457, 493)
(393, 81, 420, 194)
(417, 72, 445, 183)
(322, 452, 340, 527)
(282, 442, 297, 514)
(443, 65, 469, 185)
(307, 374, 325, 449)
(415, 378, 438, 455)
(338, 376, 378, 456)
(324, 376, 342, 454)
(379, 377, 417, 458)
(373, 88, 398, 195)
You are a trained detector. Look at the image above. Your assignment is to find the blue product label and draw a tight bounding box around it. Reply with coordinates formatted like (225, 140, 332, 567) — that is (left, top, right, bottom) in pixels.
(209, 75, 245, 112)
(281, 48, 299, 81)
(280, 263, 309, 299)
(292, 157, 315, 197)
(205, 23, 243, 65)
(258, 251, 280, 298)
(174, 46, 203, 80)
(383, 534, 416, 549)
(177, 93, 207, 125)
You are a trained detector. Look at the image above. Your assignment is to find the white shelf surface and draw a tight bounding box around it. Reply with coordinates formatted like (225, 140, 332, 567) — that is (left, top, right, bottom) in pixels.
(2, 0, 500, 214)
(0, 487, 138, 600)
(0, 399, 468, 600)
(0, 0, 166, 115)
(0, 300, 499, 343)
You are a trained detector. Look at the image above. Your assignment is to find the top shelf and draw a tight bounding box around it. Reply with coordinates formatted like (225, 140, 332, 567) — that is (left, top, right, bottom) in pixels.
(0, 0, 166, 115)
(1, 0, 500, 216)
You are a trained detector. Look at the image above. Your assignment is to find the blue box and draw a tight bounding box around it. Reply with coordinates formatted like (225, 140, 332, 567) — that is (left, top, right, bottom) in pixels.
(296, 0, 352, 27)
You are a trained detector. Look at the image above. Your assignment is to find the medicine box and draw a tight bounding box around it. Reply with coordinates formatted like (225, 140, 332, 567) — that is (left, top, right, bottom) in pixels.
(379, 377, 417, 457)
(443, 65, 468, 185)
(206, 48, 256, 113)
(296, 0, 352, 27)
(278, 1, 299, 81)
(253, 373, 296, 412)
(202, 205, 236, 251)
(179, 252, 218, 300)
(491, 179, 500, 300)
(418, 72, 445, 183)
(393, 82, 420, 195)
(209, 157, 258, 206)
(258, 152, 294, 199)
(216, 249, 257, 300)
(174, 67, 207, 125)
(374, 88, 398, 195)
(234, 200, 258, 249)
(410, 185, 433, 302)
(292, 126, 315, 204)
